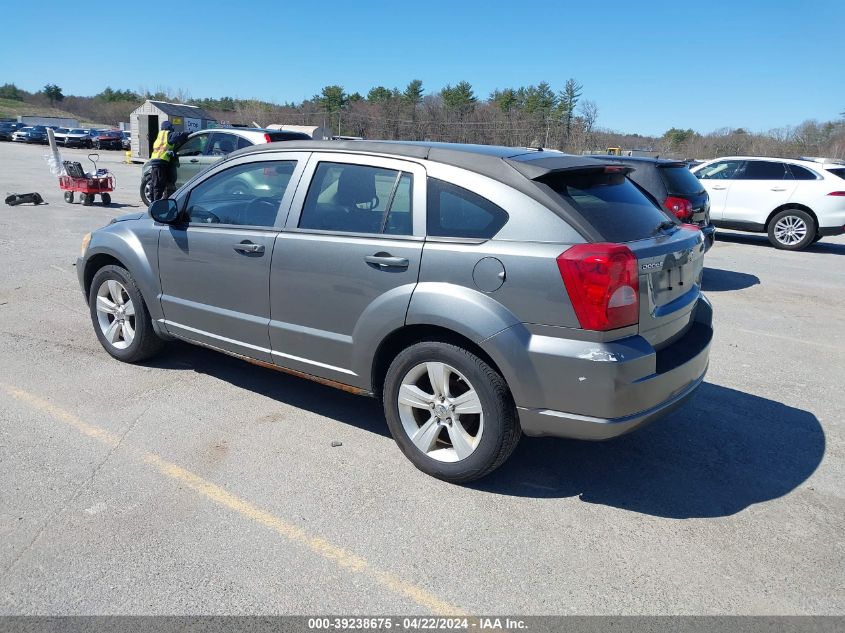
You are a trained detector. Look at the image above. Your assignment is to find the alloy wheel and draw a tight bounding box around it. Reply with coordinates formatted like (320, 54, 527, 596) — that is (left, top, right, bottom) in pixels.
(773, 215, 807, 246)
(397, 361, 484, 462)
(95, 279, 136, 349)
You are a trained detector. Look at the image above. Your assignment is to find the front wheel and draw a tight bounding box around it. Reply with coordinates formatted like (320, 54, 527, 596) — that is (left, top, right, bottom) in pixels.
(140, 174, 151, 207)
(768, 209, 816, 250)
(63, 191, 74, 203)
(89, 265, 164, 363)
(101, 192, 111, 206)
(383, 341, 520, 483)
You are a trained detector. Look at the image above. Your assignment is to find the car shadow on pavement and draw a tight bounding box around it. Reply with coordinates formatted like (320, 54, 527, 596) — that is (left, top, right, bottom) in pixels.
(472, 382, 825, 518)
(716, 232, 845, 255)
(145, 343, 390, 439)
(702, 267, 760, 291)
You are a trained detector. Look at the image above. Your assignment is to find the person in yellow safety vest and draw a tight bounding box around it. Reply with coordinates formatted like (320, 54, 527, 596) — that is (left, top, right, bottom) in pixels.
(148, 120, 189, 202)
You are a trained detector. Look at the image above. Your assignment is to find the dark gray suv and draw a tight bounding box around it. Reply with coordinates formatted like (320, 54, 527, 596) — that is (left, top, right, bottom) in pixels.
(77, 141, 713, 482)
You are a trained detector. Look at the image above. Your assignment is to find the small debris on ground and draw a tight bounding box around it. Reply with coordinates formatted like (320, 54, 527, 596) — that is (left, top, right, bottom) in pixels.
(331, 440, 343, 447)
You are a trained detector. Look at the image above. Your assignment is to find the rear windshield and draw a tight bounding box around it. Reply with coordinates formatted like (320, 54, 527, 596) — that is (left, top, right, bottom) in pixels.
(826, 168, 845, 180)
(543, 169, 673, 242)
(659, 165, 705, 195)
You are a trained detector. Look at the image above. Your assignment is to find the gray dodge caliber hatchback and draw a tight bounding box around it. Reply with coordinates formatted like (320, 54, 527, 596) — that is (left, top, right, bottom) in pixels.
(77, 141, 713, 482)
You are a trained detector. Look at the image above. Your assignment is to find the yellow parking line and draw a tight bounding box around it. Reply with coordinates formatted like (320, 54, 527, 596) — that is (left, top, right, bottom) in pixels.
(2, 383, 463, 615)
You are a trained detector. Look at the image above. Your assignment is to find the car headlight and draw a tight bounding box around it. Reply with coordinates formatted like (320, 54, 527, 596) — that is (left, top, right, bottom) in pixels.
(80, 232, 92, 256)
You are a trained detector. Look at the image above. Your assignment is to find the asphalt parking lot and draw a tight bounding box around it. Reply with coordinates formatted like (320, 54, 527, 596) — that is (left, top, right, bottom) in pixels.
(0, 140, 843, 615)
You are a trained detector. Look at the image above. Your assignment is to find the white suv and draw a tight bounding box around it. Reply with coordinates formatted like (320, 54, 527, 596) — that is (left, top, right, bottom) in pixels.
(691, 156, 845, 250)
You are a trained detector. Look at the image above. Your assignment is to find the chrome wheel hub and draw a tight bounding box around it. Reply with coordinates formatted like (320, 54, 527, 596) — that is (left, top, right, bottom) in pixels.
(397, 361, 484, 463)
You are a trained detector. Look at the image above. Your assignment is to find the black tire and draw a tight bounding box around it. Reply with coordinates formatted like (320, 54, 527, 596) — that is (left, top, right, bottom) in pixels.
(81, 193, 93, 206)
(64, 191, 74, 203)
(140, 174, 151, 207)
(767, 208, 816, 250)
(383, 341, 520, 483)
(88, 265, 164, 363)
(101, 193, 111, 206)
(812, 235, 822, 244)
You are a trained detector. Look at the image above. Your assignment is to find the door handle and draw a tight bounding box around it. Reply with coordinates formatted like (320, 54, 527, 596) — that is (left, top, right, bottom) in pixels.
(711, 185, 727, 190)
(233, 241, 265, 254)
(365, 254, 409, 269)
(189, 159, 199, 163)
(770, 187, 787, 191)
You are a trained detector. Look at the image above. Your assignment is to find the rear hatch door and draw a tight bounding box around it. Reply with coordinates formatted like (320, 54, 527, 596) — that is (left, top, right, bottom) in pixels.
(536, 165, 706, 348)
(658, 163, 710, 227)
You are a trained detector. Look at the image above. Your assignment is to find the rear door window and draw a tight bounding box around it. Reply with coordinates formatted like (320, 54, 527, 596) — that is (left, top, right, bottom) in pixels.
(207, 132, 237, 156)
(659, 165, 705, 195)
(787, 164, 819, 180)
(543, 169, 671, 243)
(826, 168, 845, 180)
(299, 162, 413, 236)
(738, 161, 789, 180)
(427, 178, 508, 239)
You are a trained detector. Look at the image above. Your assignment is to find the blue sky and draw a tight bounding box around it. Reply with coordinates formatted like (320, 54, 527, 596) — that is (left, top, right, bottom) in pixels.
(3, 0, 842, 136)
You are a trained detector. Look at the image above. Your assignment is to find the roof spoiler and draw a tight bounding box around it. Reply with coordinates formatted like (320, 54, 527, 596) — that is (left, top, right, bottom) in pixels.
(506, 157, 633, 181)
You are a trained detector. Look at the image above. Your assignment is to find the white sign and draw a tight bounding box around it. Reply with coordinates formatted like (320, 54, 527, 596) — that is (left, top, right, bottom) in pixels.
(185, 117, 201, 132)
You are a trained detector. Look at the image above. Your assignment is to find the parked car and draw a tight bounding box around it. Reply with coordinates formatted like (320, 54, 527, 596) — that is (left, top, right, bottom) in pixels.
(121, 130, 131, 151)
(692, 156, 845, 249)
(53, 127, 69, 144)
(11, 126, 47, 144)
(80, 141, 713, 482)
(139, 127, 312, 205)
(92, 129, 123, 150)
(79, 129, 104, 148)
(64, 128, 91, 148)
(600, 155, 715, 251)
(0, 122, 18, 141)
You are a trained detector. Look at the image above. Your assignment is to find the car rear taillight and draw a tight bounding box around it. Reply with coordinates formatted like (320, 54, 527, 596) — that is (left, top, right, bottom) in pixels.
(264, 133, 272, 144)
(664, 196, 693, 221)
(557, 244, 640, 331)
(827, 191, 845, 196)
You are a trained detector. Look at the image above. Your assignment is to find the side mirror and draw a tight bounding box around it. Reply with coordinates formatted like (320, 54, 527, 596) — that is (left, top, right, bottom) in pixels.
(149, 198, 180, 224)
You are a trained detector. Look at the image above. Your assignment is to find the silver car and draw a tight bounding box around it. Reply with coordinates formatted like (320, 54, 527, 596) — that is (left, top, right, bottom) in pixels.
(139, 127, 312, 206)
(78, 141, 713, 482)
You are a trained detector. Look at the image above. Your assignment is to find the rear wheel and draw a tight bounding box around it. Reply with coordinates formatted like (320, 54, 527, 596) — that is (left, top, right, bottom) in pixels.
(383, 341, 520, 483)
(81, 193, 93, 206)
(101, 193, 111, 206)
(63, 191, 74, 203)
(768, 208, 816, 250)
(89, 265, 164, 363)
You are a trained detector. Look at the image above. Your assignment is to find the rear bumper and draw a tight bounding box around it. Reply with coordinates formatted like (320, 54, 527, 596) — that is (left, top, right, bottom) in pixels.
(517, 368, 705, 440)
(484, 296, 713, 440)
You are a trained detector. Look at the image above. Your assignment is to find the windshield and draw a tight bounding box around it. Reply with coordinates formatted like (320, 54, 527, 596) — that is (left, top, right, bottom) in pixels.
(542, 169, 674, 242)
(70, 129, 86, 134)
(660, 165, 705, 195)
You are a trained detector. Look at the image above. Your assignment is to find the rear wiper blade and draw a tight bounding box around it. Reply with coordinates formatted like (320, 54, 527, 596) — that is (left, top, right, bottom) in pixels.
(655, 220, 678, 234)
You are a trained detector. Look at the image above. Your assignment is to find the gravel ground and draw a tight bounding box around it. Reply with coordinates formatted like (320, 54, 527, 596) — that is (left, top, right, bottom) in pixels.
(0, 140, 842, 615)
